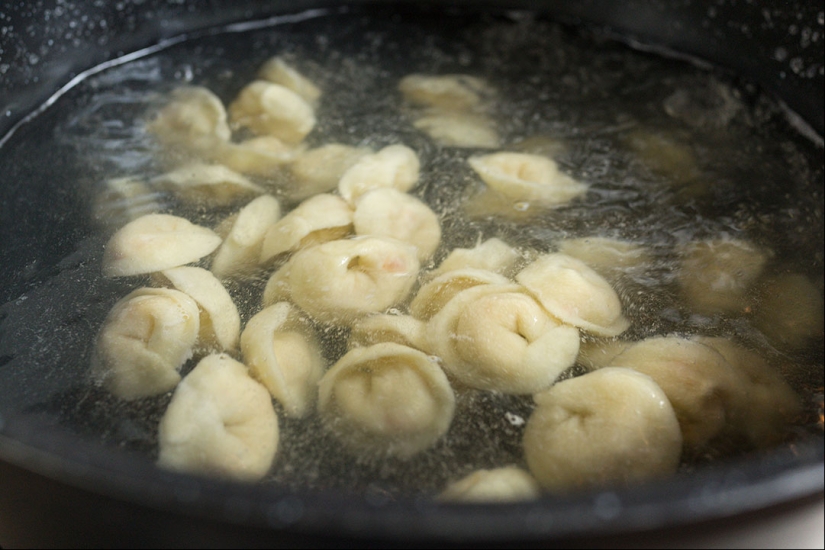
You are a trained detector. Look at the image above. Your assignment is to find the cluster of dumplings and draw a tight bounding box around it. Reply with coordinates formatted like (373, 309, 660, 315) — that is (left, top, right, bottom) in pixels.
(89, 56, 821, 501)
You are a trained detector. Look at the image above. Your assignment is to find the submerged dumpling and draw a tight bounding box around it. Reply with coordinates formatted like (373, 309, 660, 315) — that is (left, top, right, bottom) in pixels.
(264, 236, 420, 323)
(523, 367, 682, 492)
(257, 56, 322, 105)
(555, 236, 650, 279)
(241, 302, 325, 418)
(338, 144, 420, 205)
(318, 342, 455, 458)
(353, 188, 441, 261)
(413, 112, 500, 149)
(516, 253, 630, 337)
(228, 80, 316, 144)
(157, 353, 279, 482)
(438, 467, 541, 503)
(91, 287, 200, 400)
(349, 313, 429, 352)
(214, 136, 304, 177)
(426, 283, 580, 394)
(410, 268, 510, 320)
(152, 163, 265, 208)
(288, 144, 372, 201)
(753, 273, 824, 350)
(102, 213, 222, 277)
(146, 86, 231, 151)
(398, 73, 493, 111)
(429, 237, 522, 279)
(93, 177, 162, 229)
(211, 195, 282, 280)
(468, 152, 588, 207)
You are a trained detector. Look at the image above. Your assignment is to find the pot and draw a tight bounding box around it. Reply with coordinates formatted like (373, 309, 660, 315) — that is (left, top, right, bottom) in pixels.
(0, 1, 822, 547)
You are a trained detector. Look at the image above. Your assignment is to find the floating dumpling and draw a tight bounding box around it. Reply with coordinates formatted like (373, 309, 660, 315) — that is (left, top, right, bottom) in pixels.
(318, 342, 455, 458)
(152, 163, 265, 208)
(516, 253, 630, 337)
(349, 313, 429, 352)
(257, 56, 322, 105)
(353, 188, 441, 261)
(426, 283, 580, 394)
(753, 273, 824, 350)
(523, 367, 682, 491)
(556, 236, 650, 279)
(91, 287, 200, 400)
(438, 467, 541, 503)
(157, 353, 279, 482)
(146, 86, 231, 152)
(241, 302, 325, 418)
(228, 80, 316, 144)
(288, 144, 372, 201)
(413, 111, 500, 149)
(264, 236, 420, 323)
(213, 136, 304, 177)
(259, 193, 353, 263)
(102, 213, 222, 277)
(576, 338, 631, 371)
(410, 268, 510, 320)
(468, 152, 588, 207)
(338, 144, 420, 205)
(211, 195, 282, 280)
(398, 74, 493, 111)
(429, 237, 522, 279)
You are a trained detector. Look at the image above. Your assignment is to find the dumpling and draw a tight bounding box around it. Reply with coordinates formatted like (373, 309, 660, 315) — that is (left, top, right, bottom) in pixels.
(157, 266, 241, 352)
(398, 74, 493, 111)
(438, 467, 541, 503)
(624, 129, 701, 187)
(157, 353, 279, 482)
(228, 80, 316, 144)
(288, 144, 372, 201)
(146, 86, 231, 152)
(429, 237, 522, 279)
(353, 188, 441, 261)
(102, 213, 222, 277)
(605, 336, 743, 450)
(410, 268, 510, 320)
(413, 112, 500, 149)
(318, 342, 455, 458)
(349, 313, 429, 352)
(240, 302, 325, 418)
(211, 195, 282, 280)
(468, 152, 588, 207)
(576, 338, 631, 371)
(555, 236, 650, 279)
(753, 273, 824, 350)
(264, 236, 420, 323)
(152, 163, 265, 208)
(426, 283, 580, 394)
(259, 193, 353, 263)
(91, 287, 200, 400)
(213, 136, 304, 177)
(516, 253, 630, 337)
(92, 177, 162, 229)
(523, 367, 682, 492)
(676, 237, 771, 316)
(257, 56, 322, 106)
(338, 144, 420, 205)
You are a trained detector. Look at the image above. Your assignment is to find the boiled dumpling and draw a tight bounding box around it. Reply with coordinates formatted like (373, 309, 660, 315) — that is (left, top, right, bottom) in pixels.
(91, 287, 200, 400)
(753, 273, 824, 350)
(157, 266, 241, 352)
(288, 144, 372, 201)
(349, 313, 429, 352)
(338, 144, 420, 205)
(353, 188, 441, 261)
(257, 56, 322, 106)
(468, 152, 588, 207)
(240, 302, 325, 418)
(214, 136, 304, 177)
(228, 80, 316, 144)
(413, 112, 499, 149)
(264, 236, 420, 323)
(259, 193, 353, 263)
(398, 74, 493, 111)
(157, 353, 279, 482)
(318, 342, 455, 458)
(410, 268, 510, 320)
(523, 367, 682, 491)
(426, 283, 580, 394)
(555, 236, 650, 279)
(102, 213, 222, 277)
(152, 163, 265, 208)
(576, 338, 631, 371)
(516, 253, 630, 337)
(146, 86, 231, 152)
(429, 237, 522, 279)
(438, 467, 541, 503)
(211, 195, 282, 280)
(92, 177, 162, 229)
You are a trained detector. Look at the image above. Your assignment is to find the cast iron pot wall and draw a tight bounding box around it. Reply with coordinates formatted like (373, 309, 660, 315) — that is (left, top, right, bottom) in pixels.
(0, 1, 823, 547)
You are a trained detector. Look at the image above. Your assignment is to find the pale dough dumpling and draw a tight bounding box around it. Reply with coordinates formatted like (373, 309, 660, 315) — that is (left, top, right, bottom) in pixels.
(257, 56, 322, 105)
(152, 163, 265, 208)
(468, 152, 588, 207)
(413, 112, 500, 149)
(157, 353, 279, 482)
(241, 302, 325, 418)
(211, 195, 282, 280)
(349, 313, 429, 352)
(605, 336, 743, 450)
(214, 136, 304, 177)
(576, 338, 631, 371)
(426, 283, 580, 394)
(556, 236, 650, 278)
(318, 342, 455, 458)
(146, 86, 231, 151)
(93, 177, 162, 229)
(410, 268, 510, 320)
(753, 273, 824, 350)
(158, 266, 241, 352)
(102, 213, 222, 277)
(267, 236, 420, 323)
(398, 74, 492, 111)
(228, 80, 316, 144)
(259, 193, 353, 263)
(91, 287, 200, 400)
(438, 467, 541, 503)
(516, 253, 630, 337)
(338, 144, 420, 205)
(429, 237, 522, 279)
(288, 144, 372, 201)
(523, 367, 682, 492)
(677, 238, 771, 315)
(353, 188, 441, 261)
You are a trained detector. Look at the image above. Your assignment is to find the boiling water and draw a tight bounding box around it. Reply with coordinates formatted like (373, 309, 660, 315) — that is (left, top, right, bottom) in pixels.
(0, 7, 822, 496)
